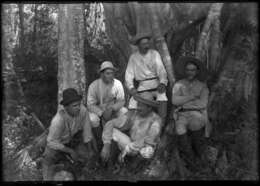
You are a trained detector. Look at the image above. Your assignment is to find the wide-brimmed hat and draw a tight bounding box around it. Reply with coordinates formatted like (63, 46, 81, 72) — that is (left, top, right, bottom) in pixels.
(60, 88, 82, 106)
(136, 91, 159, 108)
(131, 32, 152, 45)
(99, 61, 117, 73)
(174, 56, 207, 81)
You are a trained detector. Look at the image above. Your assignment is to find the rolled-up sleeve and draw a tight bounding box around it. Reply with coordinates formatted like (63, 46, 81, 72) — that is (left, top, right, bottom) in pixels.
(183, 85, 209, 109)
(82, 109, 93, 143)
(47, 115, 65, 150)
(154, 51, 168, 86)
(87, 82, 104, 116)
(125, 55, 135, 90)
(144, 118, 161, 146)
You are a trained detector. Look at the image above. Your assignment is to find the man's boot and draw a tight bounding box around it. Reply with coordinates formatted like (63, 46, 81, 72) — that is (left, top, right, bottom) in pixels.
(42, 161, 55, 180)
(177, 133, 198, 171)
(158, 101, 167, 136)
(92, 125, 103, 153)
(190, 129, 208, 168)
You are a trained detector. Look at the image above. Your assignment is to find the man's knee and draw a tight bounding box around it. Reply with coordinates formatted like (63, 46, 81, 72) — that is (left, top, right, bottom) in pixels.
(117, 107, 128, 116)
(89, 113, 100, 127)
(42, 147, 59, 165)
(188, 114, 206, 131)
(175, 120, 188, 135)
(156, 92, 168, 101)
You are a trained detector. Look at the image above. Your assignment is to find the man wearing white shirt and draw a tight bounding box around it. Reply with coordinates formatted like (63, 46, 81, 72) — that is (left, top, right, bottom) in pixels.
(125, 33, 168, 126)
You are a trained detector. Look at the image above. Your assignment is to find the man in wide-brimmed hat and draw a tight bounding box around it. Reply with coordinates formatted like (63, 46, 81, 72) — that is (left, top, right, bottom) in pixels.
(172, 56, 209, 170)
(87, 61, 127, 151)
(125, 32, 168, 126)
(100, 91, 162, 164)
(42, 88, 96, 180)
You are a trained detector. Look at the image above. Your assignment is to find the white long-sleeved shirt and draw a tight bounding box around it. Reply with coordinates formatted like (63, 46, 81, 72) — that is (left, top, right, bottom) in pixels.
(87, 78, 125, 116)
(125, 49, 168, 91)
(47, 105, 93, 150)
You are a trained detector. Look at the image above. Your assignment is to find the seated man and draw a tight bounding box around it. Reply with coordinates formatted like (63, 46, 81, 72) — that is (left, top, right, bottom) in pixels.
(172, 56, 209, 169)
(87, 61, 127, 149)
(42, 88, 96, 180)
(100, 92, 162, 163)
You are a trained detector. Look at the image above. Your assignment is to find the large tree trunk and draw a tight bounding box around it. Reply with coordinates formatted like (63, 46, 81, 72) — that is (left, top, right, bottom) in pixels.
(58, 4, 86, 106)
(2, 4, 25, 117)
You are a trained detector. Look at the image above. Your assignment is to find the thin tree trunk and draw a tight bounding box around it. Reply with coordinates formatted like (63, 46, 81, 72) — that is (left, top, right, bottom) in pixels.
(196, 3, 223, 62)
(18, 4, 24, 51)
(58, 4, 86, 107)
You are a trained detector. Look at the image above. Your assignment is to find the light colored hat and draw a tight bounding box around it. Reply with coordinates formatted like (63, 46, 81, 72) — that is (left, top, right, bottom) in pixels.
(99, 61, 117, 73)
(136, 91, 159, 108)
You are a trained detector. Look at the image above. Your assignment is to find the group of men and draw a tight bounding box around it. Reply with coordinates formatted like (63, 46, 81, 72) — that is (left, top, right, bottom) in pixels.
(42, 33, 210, 180)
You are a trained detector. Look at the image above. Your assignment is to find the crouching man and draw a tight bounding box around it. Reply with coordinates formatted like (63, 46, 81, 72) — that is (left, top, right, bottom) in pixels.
(100, 92, 162, 163)
(42, 88, 96, 180)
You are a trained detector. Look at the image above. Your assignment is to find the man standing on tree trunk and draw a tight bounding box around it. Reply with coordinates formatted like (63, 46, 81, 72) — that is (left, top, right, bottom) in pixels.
(172, 56, 209, 171)
(125, 33, 168, 127)
(42, 88, 96, 180)
(87, 61, 127, 152)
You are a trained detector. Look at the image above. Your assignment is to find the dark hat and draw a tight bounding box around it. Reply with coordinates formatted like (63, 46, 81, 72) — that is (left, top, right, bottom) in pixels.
(131, 32, 152, 45)
(60, 88, 82, 106)
(174, 56, 207, 81)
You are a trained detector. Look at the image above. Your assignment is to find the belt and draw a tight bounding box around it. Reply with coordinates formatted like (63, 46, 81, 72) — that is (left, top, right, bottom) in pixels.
(178, 108, 205, 112)
(136, 77, 158, 82)
(137, 88, 158, 93)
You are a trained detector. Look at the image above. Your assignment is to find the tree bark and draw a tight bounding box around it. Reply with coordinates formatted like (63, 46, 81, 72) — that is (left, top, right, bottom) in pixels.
(147, 3, 175, 88)
(58, 4, 86, 106)
(195, 3, 224, 62)
(18, 4, 24, 51)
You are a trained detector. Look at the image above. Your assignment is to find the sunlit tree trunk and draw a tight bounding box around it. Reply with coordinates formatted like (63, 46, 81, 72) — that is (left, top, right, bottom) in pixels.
(2, 4, 25, 116)
(195, 3, 223, 62)
(58, 4, 86, 107)
(147, 3, 175, 88)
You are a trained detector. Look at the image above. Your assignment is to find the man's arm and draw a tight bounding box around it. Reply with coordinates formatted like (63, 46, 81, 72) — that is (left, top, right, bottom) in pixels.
(172, 83, 195, 106)
(125, 55, 135, 91)
(182, 85, 209, 109)
(108, 80, 125, 112)
(87, 82, 104, 117)
(47, 116, 74, 154)
(144, 118, 161, 146)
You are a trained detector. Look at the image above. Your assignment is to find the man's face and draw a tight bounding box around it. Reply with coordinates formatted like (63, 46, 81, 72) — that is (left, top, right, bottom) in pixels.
(101, 68, 114, 84)
(137, 102, 152, 117)
(185, 63, 198, 81)
(65, 100, 81, 117)
(138, 38, 150, 54)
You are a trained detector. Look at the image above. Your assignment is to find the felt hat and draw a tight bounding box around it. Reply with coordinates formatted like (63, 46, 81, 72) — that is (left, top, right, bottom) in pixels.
(60, 88, 82, 106)
(174, 56, 207, 81)
(136, 91, 159, 108)
(131, 32, 152, 45)
(99, 61, 117, 73)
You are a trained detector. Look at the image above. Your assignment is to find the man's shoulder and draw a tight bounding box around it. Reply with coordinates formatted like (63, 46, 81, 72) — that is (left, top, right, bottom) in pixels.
(51, 110, 65, 126)
(113, 78, 123, 86)
(89, 79, 99, 87)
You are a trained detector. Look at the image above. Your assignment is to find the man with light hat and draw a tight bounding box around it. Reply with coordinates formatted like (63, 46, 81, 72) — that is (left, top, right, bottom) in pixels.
(87, 61, 127, 151)
(172, 56, 209, 170)
(100, 91, 162, 163)
(42, 88, 95, 180)
(125, 32, 168, 126)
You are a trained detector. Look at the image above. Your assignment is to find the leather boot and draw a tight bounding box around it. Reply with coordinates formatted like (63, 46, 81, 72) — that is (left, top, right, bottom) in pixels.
(177, 133, 198, 170)
(42, 161, 55, 180)
(92, 125, 103, 153)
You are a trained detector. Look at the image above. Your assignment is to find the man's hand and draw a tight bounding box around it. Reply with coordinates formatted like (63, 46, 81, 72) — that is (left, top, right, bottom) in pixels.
(129, 88, 138, 96)
(102, 107, 113, 122)
(157, 83, 166, 93)
(101, 143, 111, 162)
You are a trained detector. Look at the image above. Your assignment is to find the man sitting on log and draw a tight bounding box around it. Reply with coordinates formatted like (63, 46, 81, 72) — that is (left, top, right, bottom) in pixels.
(100, 92, 162, 164)
(125, 33, 168, 127)
(87, 61, 128, 151)
(42, 88, 96, 180)
(172, 56, 209, 170)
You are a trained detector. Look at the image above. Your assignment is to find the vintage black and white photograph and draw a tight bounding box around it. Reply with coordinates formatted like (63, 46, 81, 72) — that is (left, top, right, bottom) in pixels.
(2, 2, 258, 181)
